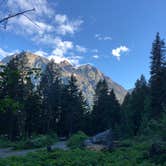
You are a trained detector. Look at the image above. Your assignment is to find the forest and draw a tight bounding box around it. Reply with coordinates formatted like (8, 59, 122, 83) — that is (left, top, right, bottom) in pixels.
(0, 33, 166, 165)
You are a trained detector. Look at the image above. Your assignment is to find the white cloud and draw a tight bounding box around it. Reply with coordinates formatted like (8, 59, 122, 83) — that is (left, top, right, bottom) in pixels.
(55, 14, 68, 24)
(55, 14, 83, 35)
(34, 50, 48, 57)
(47, 39, 83, 66)
(35, 21, 53, 34)
(5, 1, 83, 46)
(95, 34, 112, 41)
(8, 14, 54, 36)
(0, 48, 19, 60)
(48, 55, 67, 63)
(3, 1, 85, 65)
(0, 48, 10, 58)
(53, 39, 73, 56)
(112, 46, 129, 60)
(33, 36, 85, 66)
(48, 54, 82, 66)
(75, 45, 87, 53)
(93, 54, 99, 59)
(7, 0, 53, 16)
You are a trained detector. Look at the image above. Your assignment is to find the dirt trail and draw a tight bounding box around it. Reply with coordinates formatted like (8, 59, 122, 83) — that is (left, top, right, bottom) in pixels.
(0, 141, 68, 158)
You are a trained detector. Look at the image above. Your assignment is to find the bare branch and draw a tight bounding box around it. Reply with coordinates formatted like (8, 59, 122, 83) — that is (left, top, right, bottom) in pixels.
(22, 14, 41, 29)
(0, 8, 35, 24)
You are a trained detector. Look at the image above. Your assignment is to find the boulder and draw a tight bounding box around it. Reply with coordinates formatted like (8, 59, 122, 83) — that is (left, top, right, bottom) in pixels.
(86, 144, 107, 151)
(84, 129, 113, 150)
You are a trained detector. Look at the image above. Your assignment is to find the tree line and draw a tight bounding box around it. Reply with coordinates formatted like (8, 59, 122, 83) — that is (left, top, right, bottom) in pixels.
(0, 33, 166, 141)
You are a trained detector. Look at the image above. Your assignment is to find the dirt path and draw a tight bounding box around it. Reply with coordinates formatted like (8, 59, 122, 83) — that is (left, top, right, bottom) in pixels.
(0, 141, 68, 158)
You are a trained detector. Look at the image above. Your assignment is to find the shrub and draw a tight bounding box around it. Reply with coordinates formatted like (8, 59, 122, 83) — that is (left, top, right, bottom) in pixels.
(13, 133, 58, 149)
(67, 131, 88, 149)
(0, 137, 14, 148)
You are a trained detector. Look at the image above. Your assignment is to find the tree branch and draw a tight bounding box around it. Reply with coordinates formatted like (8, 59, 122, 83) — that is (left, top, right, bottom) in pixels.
(0, 8, 35, 24)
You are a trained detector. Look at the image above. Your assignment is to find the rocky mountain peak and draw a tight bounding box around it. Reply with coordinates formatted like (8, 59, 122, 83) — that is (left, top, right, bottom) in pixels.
(1, 52, 127, 105)
(60, 60, 72, 66)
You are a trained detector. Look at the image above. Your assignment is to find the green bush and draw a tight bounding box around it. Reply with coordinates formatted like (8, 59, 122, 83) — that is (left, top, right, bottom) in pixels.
(0, 147, 159, 166)
(0, 133, 58, 150)
(0, 137, 14, 148)
(13, 133, 58, 149)
(67, 131, 88, 149)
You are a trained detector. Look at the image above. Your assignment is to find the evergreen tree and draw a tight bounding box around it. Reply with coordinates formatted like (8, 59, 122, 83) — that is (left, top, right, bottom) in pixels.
(24, 89, 43, 137)
(92, 79, 121, 135)
(59, 74, 86, 136)
(130, 75, 148, 135)
(40, 61, 62, 134)
(0, 54, 42, 139)
(121, 75, 149, 136)
(0, 56, 24, 139)
(120, 93, 133, 137)
(149, 32, 166, 119)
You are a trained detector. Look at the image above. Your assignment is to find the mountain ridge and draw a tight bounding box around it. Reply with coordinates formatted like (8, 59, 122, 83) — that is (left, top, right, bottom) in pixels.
(1, 52, 127, 105)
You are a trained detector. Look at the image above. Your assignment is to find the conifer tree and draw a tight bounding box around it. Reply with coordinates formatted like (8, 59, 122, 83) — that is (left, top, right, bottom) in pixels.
(149, 32, 166, 119)
(121, 75, 149, 136)
(59, 74, 86, 136)
(92, 79, 121, 135)
(40, 61, 62, 134)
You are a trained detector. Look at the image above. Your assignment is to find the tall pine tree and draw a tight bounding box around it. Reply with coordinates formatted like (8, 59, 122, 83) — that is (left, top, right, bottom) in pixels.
(92, 79, 121, 135)
(149, 32, 166, 119)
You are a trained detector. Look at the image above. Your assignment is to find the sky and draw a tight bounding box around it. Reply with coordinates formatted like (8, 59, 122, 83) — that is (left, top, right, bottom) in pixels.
(1, 0, 166, 89)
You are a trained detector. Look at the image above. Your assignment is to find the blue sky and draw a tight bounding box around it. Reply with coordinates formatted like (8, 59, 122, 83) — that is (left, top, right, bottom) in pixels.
(0, 0, 166, 89)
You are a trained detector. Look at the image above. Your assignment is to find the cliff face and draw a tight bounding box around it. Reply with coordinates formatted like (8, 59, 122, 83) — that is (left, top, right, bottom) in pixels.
(1, 52, 127, 105)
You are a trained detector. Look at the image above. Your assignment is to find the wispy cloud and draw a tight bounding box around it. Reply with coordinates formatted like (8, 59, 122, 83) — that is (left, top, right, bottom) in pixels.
(55, 14, 83, 35)
(7, 0, 53, 16)
(4, 0, 86, 64)
(93, 54, 99, 59)
(75, 45, 87, 53)
(112, 46, 129, 60)
(5, 1, 83, 46)
(95, 34, 112, 41)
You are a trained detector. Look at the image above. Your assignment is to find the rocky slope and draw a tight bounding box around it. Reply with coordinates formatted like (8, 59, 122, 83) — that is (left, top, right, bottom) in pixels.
(1, 52, 127, 105)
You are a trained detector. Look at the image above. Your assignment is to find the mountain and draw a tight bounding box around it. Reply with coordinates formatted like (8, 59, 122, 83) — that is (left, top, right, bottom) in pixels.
(1, 52, 127, 105)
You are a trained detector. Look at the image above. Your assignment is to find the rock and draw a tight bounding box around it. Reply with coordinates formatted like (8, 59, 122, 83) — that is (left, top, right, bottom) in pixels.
(84, 129, 113, 150)
(86, 144, 107, 151)
(84, 139, 93, 146)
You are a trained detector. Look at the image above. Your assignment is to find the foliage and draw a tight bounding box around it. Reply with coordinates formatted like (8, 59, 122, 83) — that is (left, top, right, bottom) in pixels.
(121, 75, 149, 137)
(14, 134, 58, 150)
(67, 131, 88, 149)
(149, 32, 166, 119)
(58, 74, 87, 137)
(142, 112, 166, 141)
(0, 133, 58, 149)
(92, 79, 121, 136)
(0, 138, 14, 148)
(0, 98, 21, 113)
(0, 139, 162, 166)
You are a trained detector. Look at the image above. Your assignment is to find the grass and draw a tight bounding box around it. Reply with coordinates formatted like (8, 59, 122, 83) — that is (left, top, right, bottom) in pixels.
(0, 138, 164, 166)
(0, 131, 165, 165)
(67, 131, 88, 149)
